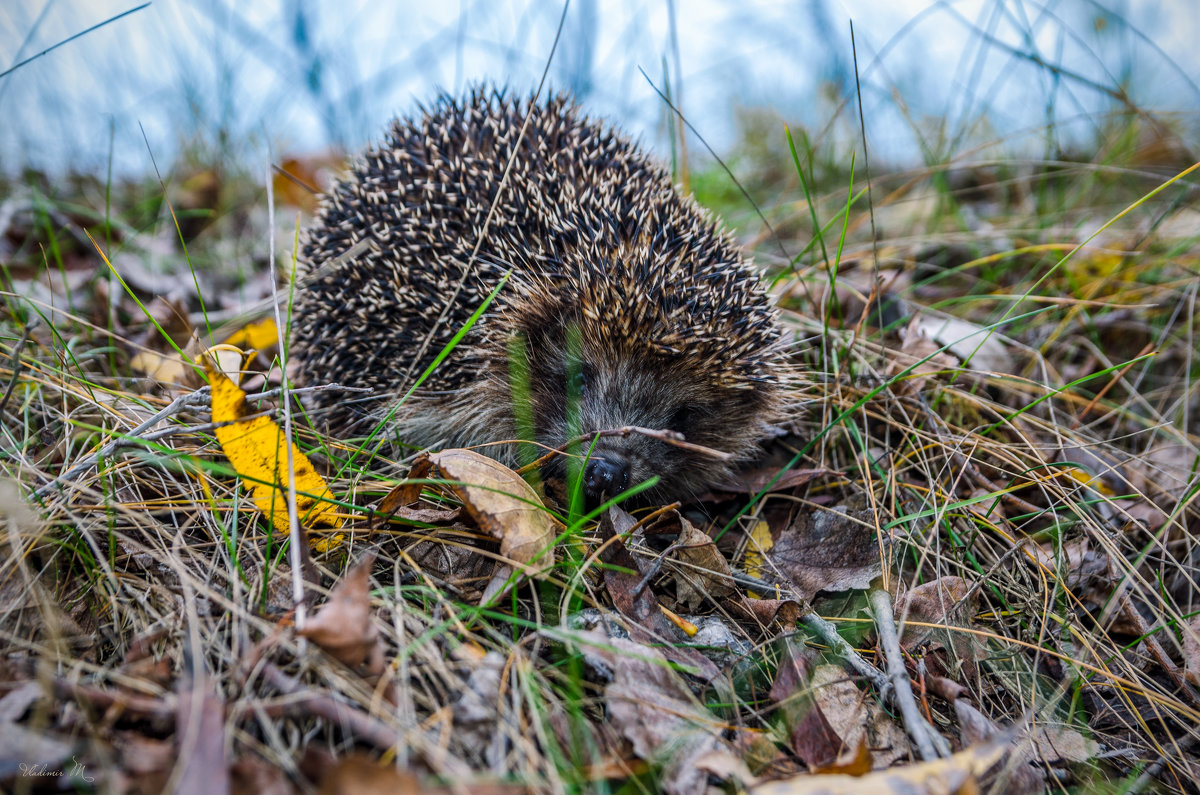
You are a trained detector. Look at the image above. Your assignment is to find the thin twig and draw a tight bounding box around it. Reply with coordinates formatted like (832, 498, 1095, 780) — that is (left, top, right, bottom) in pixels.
(0, 318, 37, 417)
(868, 587, 949, 761)
(33, 388, 211, 498)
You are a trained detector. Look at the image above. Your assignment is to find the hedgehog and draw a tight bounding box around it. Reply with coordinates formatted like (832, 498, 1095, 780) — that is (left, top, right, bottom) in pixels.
(289, 87, 787, 504)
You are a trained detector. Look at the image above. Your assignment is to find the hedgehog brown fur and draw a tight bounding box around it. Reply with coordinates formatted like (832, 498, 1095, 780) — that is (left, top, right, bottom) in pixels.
(290, 87, 787, 503)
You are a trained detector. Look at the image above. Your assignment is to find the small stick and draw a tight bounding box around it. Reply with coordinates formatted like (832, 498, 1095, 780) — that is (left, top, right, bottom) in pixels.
(869, 587, 950, 761)
(0, 318, 38, 417)
(33, 387, 211, 498)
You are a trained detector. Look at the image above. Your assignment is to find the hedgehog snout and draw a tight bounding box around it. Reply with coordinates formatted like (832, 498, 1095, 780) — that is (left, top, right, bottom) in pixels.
(583, 455, 630, 503)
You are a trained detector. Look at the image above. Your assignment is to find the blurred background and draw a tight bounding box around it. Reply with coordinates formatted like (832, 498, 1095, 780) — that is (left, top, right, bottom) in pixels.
(2, 0, 1198, 177)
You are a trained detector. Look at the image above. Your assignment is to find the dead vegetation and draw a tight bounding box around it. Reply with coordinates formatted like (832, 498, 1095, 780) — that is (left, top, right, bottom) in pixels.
(3, 13, 1200, 795)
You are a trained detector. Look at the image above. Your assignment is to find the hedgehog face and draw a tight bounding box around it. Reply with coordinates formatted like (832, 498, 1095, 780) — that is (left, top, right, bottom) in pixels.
(512, 325, 772, 504)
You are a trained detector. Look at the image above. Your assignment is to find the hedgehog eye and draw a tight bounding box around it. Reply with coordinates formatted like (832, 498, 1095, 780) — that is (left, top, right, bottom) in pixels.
(568, 362, 591, 396)
(667, 406, 693, 434)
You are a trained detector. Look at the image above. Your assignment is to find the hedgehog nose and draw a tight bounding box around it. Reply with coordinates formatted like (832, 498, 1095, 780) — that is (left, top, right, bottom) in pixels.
(584, 455, 630, 502)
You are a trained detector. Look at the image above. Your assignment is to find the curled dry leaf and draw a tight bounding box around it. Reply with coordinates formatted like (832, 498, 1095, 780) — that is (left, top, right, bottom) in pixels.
(298, 555, 385, 675)
(662, 512, 737, 610)
(405, 449, 557, 605)
(752, 740, 1008, 795)
(205, 354, 344, 550)
(653, 510, 801, 630)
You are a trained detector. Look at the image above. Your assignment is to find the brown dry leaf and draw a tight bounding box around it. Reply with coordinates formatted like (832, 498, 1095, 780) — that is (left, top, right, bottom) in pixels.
(895, 576, 984, 680)
(299, 555, 385, 674)
(316, 754, 421, 795)
(716, 467, 830, 495)
(175, 677, 229, 795)
(751, 740, 1007, 795)
(807, 664, 910, 771)
(583, 629, 750, 795)
(767, 500, 884, 601)
(654, 512, 803, 630)
(894, 576, 975, 644)
(406, 449, 557, 604)
(952, 699, 1094, 790)
(1032, 538, 1116, 622)
(1030, 725, 1098, 764)
(376, 478, 462, 526)
(598, 507, 721, 681)
(769, 642, 846, 771)
(661, 511, 737, 609)
(731, 597, 804, 629)
(1183, 615, 1200, 687)
(206, 354, 345, 550)
(887, 316, 962, 394)
(274, 152, 347, 212)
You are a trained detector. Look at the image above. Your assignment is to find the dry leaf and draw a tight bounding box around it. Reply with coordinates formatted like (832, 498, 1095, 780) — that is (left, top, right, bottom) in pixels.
(405, 449, 557, 604)
(952, 698, 1093, 790)
(807, 664, 910, 771)
(206, 355, 344, 549)
(299, 555, 385, 674)
(769, 643, 846, 771)
(175, 677, 229, 795)
(583, 630, 750, 795)
(894, 577, 984, 680)
(664, 512, 737, 609)
(130, 349, 188, 384)
(598, 507, 721, 681)
(716, 467, 829, 495)
(745, 520, 774, 585)
(222, 318, 279, 352)
(905, 313, 1012, 376)
(752, 740, 1008, 794)
(767, 500, 884, 601)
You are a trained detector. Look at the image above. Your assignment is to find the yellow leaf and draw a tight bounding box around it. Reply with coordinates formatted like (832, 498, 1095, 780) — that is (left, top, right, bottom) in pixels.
(222, 318, 279, 351)
(205, 355, 344, 544)
(744, 520, 777, 599)
(745, 520, 773, 580)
